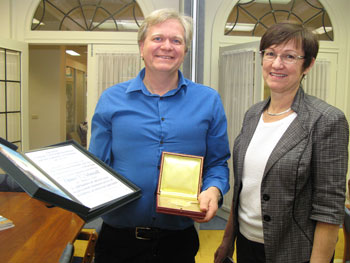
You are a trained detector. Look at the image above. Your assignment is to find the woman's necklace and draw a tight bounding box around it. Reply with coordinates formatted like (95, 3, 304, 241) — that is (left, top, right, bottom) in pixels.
(266, 107, 292, 116)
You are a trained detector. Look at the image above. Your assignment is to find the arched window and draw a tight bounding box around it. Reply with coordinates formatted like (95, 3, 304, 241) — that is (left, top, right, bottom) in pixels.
(31, 0, 144, 31)
(225, 0, 333, 41)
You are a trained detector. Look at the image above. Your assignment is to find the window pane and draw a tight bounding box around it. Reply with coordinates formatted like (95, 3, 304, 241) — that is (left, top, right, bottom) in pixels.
(0, 82, 5, 112)
(225, 0, 333, 41)
(0, 114, 5, 139)
(1, 47, 21, 145)
(32, 0, 143, 32)
(7, 82, 21, 111)
(0, 49, 4, 80)
(6, 51, 20, 81)
(7, 112, 21, 142)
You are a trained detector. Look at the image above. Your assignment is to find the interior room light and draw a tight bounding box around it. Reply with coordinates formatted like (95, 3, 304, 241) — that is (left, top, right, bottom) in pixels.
(313, 26, 333, 35)
(66, 50, 80, 56)
(32, 18, 45, 26)
(225, 23, 255, 32)
(93, 20, 142, 30)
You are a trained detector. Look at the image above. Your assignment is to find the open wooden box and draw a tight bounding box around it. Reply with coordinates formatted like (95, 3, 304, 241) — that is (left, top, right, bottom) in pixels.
(156, 152, 205, 219)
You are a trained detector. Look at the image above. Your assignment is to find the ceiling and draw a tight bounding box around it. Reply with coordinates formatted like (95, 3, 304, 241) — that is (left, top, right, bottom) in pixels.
(65, 45, 87, 65)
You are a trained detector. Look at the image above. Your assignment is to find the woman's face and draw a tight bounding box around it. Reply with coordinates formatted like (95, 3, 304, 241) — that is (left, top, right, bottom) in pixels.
(262, 40, 313, 96)
(139, 19, 186, 75)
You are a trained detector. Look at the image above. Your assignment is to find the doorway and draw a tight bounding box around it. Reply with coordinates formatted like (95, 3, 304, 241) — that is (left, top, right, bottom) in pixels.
(28, 45, 87, 149)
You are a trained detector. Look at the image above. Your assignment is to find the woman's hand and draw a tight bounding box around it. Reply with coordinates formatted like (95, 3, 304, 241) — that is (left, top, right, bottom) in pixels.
(214, 198, 236, 263)
(214, 238, 235, 263)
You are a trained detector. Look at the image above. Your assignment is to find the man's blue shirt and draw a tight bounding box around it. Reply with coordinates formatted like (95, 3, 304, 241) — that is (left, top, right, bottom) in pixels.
(89, 68, 230, 230)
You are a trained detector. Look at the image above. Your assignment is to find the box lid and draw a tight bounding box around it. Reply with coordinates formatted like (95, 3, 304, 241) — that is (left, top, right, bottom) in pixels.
(156, 152, 205, 219)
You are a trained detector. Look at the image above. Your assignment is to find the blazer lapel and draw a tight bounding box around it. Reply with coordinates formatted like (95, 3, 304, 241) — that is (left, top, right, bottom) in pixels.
(263, 87, 310, 177)
(264, 118, 308, 175)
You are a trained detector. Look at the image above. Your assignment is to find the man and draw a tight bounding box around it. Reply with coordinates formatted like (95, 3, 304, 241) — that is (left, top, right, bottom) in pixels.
(89, 8, 230, 263)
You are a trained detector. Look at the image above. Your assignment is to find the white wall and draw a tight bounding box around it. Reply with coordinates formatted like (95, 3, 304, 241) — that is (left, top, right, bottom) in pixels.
(0, 0, 11, 39)
(29, 46, 65, 149)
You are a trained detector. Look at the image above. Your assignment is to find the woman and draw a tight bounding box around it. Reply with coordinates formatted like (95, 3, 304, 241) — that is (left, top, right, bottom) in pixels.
(215, 22, 349, 263)
(89, 8, 230, 263)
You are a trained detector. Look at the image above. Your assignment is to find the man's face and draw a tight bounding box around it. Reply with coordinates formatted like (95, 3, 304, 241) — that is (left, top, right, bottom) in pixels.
(139, 19, 186, 75)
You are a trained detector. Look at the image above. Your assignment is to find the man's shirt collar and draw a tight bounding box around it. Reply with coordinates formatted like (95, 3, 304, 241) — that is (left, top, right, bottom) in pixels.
(126, 68, 188, 96)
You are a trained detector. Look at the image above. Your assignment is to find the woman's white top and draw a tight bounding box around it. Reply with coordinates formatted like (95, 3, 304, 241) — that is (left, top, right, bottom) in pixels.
(238, 112, 297, 244)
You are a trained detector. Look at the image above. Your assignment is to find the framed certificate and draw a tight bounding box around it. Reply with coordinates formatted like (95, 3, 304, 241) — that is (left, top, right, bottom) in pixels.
(0, 140, 141, 222)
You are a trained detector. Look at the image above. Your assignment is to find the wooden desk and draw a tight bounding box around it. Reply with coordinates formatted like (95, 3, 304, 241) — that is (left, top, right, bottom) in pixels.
(0, 192, 85, 263)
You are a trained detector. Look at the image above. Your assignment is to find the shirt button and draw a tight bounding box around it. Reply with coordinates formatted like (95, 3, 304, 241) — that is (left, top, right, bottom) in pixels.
(160, 140, 164, 144)
(161, 117, 165, 121)
(263, 194, 270, 201)
(263, 215, 271, 222)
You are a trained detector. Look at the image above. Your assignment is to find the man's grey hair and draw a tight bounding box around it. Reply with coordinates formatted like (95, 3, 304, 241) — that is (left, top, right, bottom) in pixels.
(137, 8, 193, 52)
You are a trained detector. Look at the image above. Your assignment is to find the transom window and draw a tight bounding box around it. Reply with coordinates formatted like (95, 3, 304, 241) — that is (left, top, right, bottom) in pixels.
(225, 0, 333, 41)
(32, 0, 144, 31)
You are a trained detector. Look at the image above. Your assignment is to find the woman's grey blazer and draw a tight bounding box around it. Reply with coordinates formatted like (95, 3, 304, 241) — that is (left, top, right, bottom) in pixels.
(232, 87, 349, 263)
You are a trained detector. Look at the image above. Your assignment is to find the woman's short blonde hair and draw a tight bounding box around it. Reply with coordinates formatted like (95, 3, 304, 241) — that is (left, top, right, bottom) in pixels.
(137, 8, 193, 52)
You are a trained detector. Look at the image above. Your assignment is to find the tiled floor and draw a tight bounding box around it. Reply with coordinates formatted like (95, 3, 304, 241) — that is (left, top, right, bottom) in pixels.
(200, 215, 227, 230)
(196, 217, 230, 262)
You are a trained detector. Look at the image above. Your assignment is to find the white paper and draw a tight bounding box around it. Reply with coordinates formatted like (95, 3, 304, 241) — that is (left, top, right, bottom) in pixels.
(25, 145, 134, 209)
(0, 144, 71, 199)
